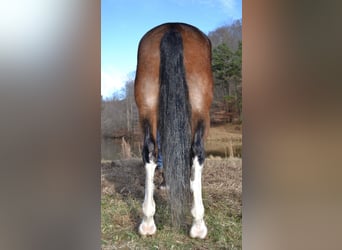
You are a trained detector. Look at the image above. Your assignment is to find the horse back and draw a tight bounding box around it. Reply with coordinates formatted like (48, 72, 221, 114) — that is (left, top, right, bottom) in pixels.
(134, 23, 213, 137)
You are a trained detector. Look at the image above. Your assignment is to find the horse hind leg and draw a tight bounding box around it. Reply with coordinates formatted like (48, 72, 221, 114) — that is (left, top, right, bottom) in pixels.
(190, 120, 208, 239)
(139, 119, 157, 236)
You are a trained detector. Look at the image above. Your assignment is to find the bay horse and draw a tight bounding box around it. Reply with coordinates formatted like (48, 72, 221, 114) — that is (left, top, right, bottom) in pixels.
(134, 23, 213, 239)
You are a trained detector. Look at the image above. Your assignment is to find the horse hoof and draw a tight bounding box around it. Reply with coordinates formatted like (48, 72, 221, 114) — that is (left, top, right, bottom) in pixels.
(190, 221, 207, 239)
(139, 220, 157, 236)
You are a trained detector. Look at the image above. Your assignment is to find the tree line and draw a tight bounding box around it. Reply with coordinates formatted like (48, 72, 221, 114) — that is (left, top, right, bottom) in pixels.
(209, 19, 242, 123)
(102, 20, 242, 138)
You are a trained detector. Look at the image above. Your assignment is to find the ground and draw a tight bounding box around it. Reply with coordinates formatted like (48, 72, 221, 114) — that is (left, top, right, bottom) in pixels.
(101, 123, 242, 249)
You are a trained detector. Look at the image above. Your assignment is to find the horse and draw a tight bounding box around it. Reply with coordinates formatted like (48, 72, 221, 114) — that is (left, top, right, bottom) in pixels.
(134, 22, 213, 239)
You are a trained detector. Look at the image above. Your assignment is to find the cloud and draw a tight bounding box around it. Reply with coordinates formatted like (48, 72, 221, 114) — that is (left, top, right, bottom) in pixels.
(172, 0, 240, 14)
(101, 69, 126, 99)
(218, 0, 235, 9)
(217, 0, 240, 17)
(194, 0, 241, 18)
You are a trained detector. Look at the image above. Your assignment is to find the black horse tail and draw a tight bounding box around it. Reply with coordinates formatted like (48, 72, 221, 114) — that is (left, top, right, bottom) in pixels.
(158, 26, 192, 228)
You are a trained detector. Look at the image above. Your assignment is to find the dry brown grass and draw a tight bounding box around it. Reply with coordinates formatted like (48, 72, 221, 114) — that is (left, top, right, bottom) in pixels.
(204, 157, 242, 214)
(120, 137, 132, 159)
(206, 124, 242, 158)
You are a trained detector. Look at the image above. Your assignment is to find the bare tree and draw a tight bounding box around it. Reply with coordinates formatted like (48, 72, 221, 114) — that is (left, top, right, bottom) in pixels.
(101, 78, 139, 138)
(208, 19, 242, 51)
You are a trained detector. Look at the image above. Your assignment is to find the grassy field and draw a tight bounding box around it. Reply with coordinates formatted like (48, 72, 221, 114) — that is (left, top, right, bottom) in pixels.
(101, 124, 242, 249)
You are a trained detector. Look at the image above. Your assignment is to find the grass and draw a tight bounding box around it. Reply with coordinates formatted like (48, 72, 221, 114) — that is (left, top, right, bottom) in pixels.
(101, 194, 241, 249)
(101, 157, 242, 249)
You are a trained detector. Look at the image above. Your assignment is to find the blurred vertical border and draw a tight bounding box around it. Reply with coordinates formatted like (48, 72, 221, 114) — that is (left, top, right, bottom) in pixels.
(243, 0, 342, 249)
(0, 1, 100, 249)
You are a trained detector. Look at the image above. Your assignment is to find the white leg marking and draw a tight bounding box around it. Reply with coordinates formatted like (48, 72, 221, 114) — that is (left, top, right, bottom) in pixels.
(139, 161, 157, 236)
(190, 156, 207, 239)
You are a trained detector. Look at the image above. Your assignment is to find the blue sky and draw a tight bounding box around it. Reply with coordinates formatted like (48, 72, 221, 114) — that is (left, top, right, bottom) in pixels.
(101, 0, 242, 99)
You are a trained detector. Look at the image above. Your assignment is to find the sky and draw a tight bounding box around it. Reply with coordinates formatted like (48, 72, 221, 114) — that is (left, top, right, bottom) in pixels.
(101, 0, 242, 99)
